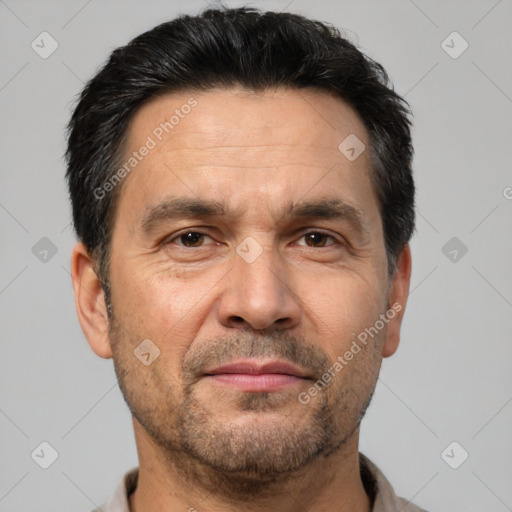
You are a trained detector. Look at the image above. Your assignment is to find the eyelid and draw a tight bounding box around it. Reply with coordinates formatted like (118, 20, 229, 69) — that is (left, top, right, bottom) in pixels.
(294, 229, 342, 247)
(164, 228, 343, 248)
(165, 229, 216, 247)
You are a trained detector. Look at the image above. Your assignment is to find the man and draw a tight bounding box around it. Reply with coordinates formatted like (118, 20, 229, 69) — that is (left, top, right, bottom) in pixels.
(66, 6, 425, 512)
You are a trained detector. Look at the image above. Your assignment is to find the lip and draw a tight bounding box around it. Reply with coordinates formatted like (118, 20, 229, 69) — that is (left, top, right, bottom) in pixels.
(205, 358, 309, 378)
(203, 358, 310, 392)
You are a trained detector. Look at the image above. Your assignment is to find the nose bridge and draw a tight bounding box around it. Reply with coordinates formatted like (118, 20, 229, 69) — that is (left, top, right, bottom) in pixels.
(236, 237, 283, 295)
(217, 236, 301, 331)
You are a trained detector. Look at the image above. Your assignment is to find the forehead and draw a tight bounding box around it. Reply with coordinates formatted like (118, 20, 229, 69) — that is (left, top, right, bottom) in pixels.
(115, 86, 378, 231)
(124, 86, 367, 158)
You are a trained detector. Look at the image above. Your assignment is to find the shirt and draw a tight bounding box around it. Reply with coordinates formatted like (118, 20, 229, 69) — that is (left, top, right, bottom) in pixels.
(93, 453, 428, 512)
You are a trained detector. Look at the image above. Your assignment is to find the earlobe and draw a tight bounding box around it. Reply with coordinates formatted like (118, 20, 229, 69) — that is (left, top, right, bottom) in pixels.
(382, 244, 412, 358)
(70, 242, 113, 359)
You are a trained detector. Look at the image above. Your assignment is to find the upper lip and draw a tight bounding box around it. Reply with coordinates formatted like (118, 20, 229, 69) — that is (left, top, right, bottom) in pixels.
(204, 359, 310, 378)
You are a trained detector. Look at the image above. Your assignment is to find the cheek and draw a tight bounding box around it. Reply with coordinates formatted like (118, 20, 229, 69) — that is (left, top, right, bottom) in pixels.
(111, 263, 222, 368)
(303, 270, 386, 351)
(114, 261, 187, 325)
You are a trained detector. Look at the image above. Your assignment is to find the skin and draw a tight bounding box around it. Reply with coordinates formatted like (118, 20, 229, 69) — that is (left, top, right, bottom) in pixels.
(71, 86, 412, 512)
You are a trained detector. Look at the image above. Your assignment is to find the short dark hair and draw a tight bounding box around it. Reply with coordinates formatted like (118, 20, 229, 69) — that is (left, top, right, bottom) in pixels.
(65, 6, 415, 308)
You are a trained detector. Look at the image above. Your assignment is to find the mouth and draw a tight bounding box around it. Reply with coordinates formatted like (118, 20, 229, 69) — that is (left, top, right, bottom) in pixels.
(203, 358, 311, 392)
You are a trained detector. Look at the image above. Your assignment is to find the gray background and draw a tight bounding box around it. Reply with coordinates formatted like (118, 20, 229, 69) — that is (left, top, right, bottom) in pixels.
(1, 0, 511, 510)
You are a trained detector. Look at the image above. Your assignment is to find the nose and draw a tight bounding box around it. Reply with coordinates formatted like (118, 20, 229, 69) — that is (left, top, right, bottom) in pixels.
(217, 243, 301, 332)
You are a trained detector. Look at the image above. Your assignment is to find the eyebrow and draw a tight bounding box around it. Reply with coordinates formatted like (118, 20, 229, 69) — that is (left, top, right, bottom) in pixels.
(137, 196, 367, 236)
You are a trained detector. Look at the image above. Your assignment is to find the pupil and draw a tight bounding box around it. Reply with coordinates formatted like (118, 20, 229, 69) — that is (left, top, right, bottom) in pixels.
(308, 233, 325, 247)
(183, 232, 203, 246)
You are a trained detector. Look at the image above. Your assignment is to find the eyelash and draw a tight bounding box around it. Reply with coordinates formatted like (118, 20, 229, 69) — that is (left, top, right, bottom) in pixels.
(165, 229, 343, 248)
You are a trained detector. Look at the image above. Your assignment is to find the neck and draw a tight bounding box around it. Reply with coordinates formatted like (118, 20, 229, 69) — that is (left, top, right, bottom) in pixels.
(128, 419, 371, 512)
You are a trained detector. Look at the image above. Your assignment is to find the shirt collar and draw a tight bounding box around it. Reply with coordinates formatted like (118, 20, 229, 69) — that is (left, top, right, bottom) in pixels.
(98, 453, 427, 512)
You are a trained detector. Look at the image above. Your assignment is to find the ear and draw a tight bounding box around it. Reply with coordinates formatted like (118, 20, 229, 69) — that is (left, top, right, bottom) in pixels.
(70, 242, 112, 359)
(382, 243, 412, 358)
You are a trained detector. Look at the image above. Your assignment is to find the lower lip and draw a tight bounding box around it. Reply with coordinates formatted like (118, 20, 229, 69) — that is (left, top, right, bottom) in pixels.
(205, 373, 305, 392)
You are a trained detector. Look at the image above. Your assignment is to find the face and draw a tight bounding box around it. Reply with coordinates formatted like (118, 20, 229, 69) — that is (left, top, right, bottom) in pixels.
(75, 86, 410, 485)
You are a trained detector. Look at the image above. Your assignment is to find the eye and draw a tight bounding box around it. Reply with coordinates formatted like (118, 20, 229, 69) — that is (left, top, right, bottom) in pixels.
(164, 230, 341, 249)
(296, 231, 339, 248)
(168, 231, 215, 248)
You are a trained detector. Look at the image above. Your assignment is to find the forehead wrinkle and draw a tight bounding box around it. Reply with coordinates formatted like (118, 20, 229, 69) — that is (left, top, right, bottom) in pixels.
(157, 164, 333, 172)
(155, 145, 342, 161)
(149, 146, 344, 172)
(158, 143, 339, 151)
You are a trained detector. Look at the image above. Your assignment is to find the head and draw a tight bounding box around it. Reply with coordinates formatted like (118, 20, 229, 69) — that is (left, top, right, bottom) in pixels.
(67, 6, 414, 491)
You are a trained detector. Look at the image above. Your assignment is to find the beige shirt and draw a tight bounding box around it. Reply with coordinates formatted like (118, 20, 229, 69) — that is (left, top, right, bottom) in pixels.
(93, 453, 428, 512)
